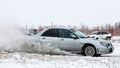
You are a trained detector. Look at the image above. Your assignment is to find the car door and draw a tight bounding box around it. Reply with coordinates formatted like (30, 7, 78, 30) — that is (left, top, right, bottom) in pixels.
(58, 29, 81, 51)
(102, 32, 109, 39)
(97, 32, 103, 38)
(40, 29, 59, 48)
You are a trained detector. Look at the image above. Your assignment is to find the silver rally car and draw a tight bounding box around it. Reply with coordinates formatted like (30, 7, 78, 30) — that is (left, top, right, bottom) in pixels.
(32, 27, 114, 56)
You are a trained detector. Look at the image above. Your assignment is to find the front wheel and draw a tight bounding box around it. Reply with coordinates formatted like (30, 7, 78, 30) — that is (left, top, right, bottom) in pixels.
(83, 46, 96, 56)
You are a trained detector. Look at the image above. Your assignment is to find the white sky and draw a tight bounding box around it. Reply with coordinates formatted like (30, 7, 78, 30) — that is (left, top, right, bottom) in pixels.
(0, 0, 120, 28)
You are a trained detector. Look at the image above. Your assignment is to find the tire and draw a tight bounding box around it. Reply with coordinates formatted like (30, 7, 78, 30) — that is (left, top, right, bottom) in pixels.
(83, 46, 96, 56)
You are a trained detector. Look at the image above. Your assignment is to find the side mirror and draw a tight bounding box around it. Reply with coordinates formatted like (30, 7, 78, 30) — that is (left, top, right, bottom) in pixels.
(74, 36, 79, 39)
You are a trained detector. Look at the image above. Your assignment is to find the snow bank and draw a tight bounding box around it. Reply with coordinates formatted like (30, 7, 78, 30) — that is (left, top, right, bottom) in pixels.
(0, 49, 120, 68)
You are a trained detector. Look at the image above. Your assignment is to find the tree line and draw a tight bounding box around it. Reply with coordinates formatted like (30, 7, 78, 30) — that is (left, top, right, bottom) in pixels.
(38, 22, 120, 36)
(80, 22, 120, 36)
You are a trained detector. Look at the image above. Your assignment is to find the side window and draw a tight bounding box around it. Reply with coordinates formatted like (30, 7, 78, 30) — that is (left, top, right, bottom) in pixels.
(97, 32, 102, 35)
(41, 29, 58, 37)
(59, 29, 76, 38)
(102, 32, 108, 34)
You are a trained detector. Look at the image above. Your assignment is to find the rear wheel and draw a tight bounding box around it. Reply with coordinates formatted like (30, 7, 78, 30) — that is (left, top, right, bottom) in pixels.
(83, 46, 96, 56)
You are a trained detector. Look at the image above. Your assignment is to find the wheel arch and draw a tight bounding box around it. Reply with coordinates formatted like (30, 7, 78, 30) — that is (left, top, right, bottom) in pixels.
(81, 43, 97, 54)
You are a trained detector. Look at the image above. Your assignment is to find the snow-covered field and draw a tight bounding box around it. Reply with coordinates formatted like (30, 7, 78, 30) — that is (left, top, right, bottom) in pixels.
(0, 25, 120, 68)
(0, 41, 120, 68)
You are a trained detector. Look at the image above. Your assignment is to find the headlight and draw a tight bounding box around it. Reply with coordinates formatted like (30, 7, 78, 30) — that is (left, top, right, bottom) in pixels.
(100, 42, 108, 47)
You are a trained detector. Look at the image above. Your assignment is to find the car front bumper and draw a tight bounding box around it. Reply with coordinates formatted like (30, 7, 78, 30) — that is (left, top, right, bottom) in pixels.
(96, 46, 114, 54)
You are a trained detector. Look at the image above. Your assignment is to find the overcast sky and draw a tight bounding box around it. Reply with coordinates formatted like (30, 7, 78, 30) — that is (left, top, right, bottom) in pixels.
(0, 0, 120, 28)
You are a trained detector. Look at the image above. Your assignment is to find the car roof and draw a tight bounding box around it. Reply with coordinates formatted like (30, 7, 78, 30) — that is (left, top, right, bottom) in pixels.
(92, 31, 109, 33)
(45, 27, 70, 30)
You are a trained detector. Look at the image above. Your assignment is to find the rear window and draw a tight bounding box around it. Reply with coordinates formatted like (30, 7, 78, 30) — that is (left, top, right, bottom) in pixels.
(102, 32, 109, 34)
(41, 29, 59, 37)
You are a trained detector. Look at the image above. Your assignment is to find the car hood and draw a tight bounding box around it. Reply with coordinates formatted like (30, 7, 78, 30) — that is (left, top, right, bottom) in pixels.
(80, 38, 111, 45)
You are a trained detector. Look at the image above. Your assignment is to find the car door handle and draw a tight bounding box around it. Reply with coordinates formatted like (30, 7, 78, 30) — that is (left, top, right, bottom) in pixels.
(42, 37, 46, 39)
(61, 38, 64, 41)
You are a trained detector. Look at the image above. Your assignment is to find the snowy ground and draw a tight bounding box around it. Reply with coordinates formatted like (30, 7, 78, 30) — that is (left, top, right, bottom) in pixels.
(0, 37, 120, 68)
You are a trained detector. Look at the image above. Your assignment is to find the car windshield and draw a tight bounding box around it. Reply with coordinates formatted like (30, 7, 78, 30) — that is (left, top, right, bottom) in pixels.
(91, 32, 97, 35)
(70, 29, 88, 38)
(102, 32, 108, 34)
